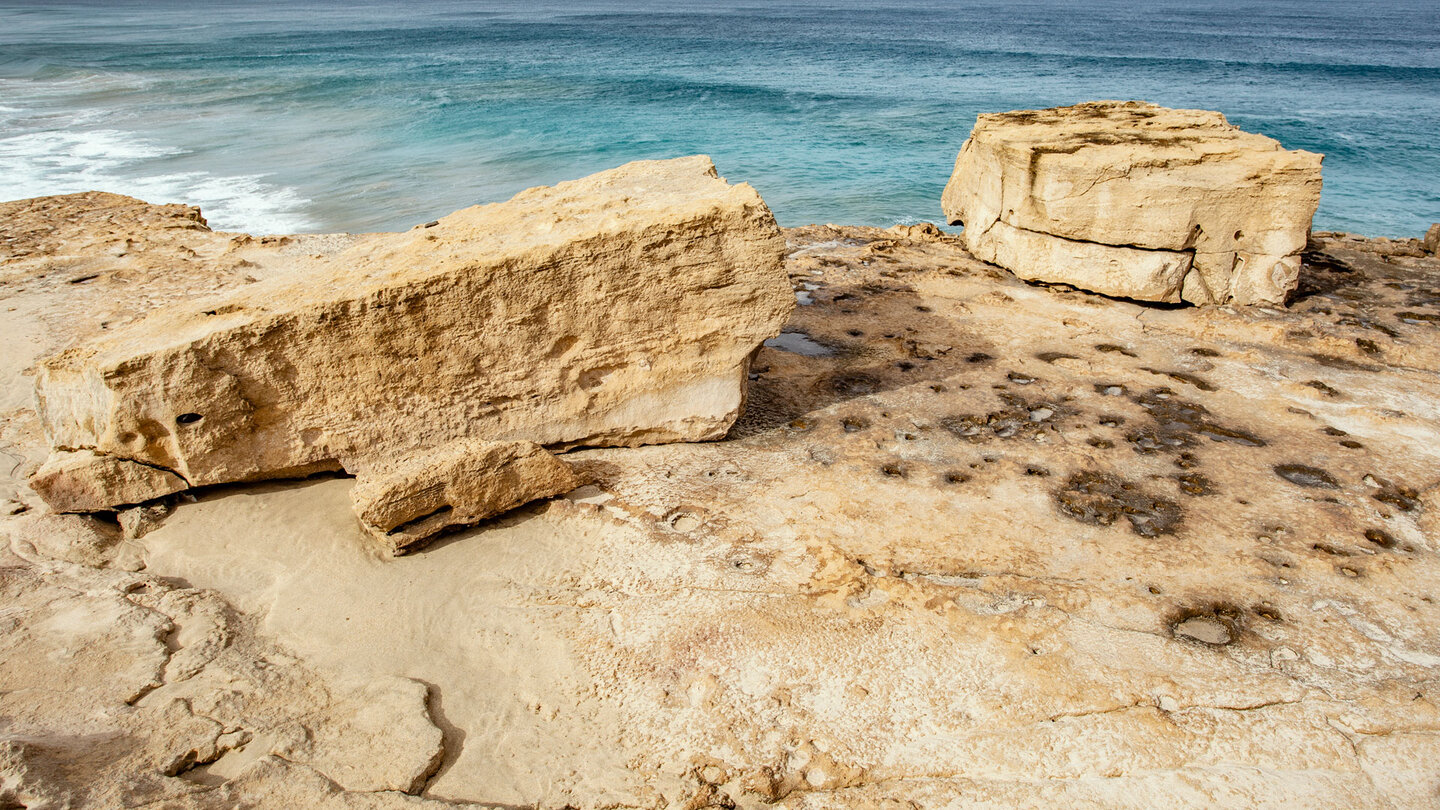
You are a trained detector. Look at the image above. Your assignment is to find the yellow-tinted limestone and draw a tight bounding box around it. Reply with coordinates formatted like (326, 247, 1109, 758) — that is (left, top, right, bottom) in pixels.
(943, 101, 1322, 305)
(30, 157, 792, 534)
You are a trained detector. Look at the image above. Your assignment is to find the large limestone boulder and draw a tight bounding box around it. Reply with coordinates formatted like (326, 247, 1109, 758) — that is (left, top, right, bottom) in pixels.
(30, 156, 791, 529)
(942, 101, 1323, 305)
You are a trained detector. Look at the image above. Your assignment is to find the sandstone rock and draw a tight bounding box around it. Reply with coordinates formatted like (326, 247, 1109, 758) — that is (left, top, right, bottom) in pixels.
(3, 511, 129, 569)
(1425, 223, 1440, 255)
(351, 439, 579, 555)
(942, 100, 1323, 305)
(884, 222, 947, 241)
(30, 449, 188, 512)
(303, 677, 445, 794)
(118, 500, 177, 541)
(30, 156, 790, 520)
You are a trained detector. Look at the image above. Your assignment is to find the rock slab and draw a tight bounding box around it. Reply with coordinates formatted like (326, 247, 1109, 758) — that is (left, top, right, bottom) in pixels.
(30, 156, 791, 527)
(351, 439, 580, 555)
(942, 101, 1323, 305)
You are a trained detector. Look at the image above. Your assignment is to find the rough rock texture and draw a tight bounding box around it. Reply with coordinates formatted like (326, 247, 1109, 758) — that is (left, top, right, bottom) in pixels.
(1425, 223, 1440, 255)
(352, 439, 580, 555)
(0, 541, 447, 808)
(30, 448, 188, 511)
(30, 156, 790, 522)
(942, 101, 1323, 305)
(5, 194, 1440, 807)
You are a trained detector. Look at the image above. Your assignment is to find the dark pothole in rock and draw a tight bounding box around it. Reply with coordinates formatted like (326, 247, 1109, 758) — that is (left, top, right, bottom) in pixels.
(1053, 471, 1183, 537)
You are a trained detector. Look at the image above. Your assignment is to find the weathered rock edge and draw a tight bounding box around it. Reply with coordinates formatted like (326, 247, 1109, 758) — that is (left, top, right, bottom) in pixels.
(31, 156, 792, 527)
(942, 100, 1323, 305)
(351, 439, 581, 555)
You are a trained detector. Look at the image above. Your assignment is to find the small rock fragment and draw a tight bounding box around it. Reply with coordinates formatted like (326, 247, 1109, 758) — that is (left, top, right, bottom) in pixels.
(1424, 223, 1440, 255)
(351, 439, 580, 554)
(118, 500, 176, 541)
(29, 450, 187, 513)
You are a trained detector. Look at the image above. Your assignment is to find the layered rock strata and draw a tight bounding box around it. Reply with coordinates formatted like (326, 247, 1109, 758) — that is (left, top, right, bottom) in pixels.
(942, 100, 1323, 305)
(29, 156, 792, 542)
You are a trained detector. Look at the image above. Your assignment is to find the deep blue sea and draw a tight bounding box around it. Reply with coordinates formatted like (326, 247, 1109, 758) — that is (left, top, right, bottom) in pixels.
(1, 0, 1436, 236)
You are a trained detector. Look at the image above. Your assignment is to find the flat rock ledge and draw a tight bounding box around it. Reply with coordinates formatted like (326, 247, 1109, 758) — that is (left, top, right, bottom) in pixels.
(29, 156, 792, 547)
(942, 100, 1323, 306)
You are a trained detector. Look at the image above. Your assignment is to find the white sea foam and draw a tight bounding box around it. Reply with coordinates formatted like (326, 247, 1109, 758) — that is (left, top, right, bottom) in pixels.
(0, 128, 316, 235)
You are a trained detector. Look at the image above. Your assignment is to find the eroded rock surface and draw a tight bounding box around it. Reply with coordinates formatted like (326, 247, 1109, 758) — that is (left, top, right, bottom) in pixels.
(4, 192, 1440, 807)
(942, 101, 1323, 305)
(30, 157, 790, 530)
(352, 439, 580, 555)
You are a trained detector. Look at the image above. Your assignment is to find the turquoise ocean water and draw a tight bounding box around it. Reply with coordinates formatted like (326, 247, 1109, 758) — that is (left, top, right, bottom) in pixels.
(1, 0, 1436, 236)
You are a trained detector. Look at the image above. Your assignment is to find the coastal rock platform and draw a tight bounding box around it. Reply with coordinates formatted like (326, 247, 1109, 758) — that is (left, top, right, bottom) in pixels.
(3, 193, 1440, 808)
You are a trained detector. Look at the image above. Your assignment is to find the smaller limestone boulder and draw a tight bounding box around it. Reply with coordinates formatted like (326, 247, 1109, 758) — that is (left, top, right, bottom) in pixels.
(351, 439, 579, 555)
(942, 101, 1323, 305)
(30, 450, 187, 513)
(1425, 223, 1440, 255)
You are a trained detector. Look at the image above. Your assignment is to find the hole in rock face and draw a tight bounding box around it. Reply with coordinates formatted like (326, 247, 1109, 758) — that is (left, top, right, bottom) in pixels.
(1174, 616, 1232, 645)
(1254, 605, 1283, 622)
(1233, 230, 1244, 240)
(1273, 464, 1340, 489)
(827, 372, 881, 397)
(1095, 343, 1138, 358)
(1364, 528, 1399, 549)
(1053, 471, 1183, 537)
(1130, 389, 1265, 451)
(881, 463, 908, 479)
(841, 416, 869, 432)
(1169, 604, 1243, 646)
(1370, 478, 1420, 512)
(667, 511, 702, 533)
(176, 413, 203, 425)
(1174, 473, 1214, 496)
